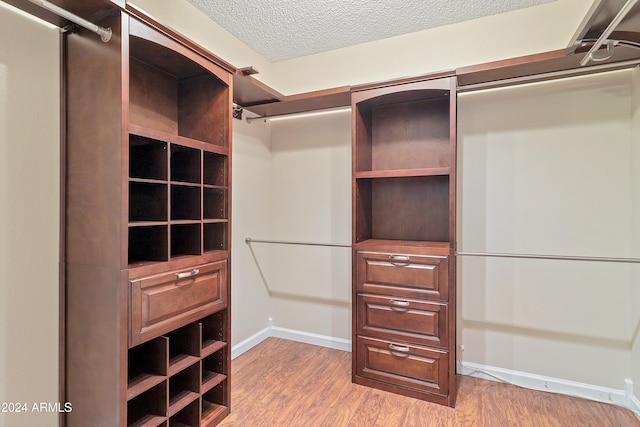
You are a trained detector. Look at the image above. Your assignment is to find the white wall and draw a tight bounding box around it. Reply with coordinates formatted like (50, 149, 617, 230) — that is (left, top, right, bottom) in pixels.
(457, 70, 638, 390)
(267, 111, 352, 341)
(230, 116, 273, 346)
(0, 4, 60, 427)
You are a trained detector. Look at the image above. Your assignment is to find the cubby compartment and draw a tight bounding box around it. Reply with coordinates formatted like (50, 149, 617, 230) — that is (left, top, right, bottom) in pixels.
(167, 323, 201, 376)
(170, 399, 200, 427)
(129, 225, 169, 265)
(171, 145, 201, 184)
(171, 223, 202, 257)
(168, 364, 200, 417)
(130, 135, 168, 180)
(171, 185, 202, 220)
(201, 383, 228, 427)
(355, 175, 450, 243)
(130, 182, 168, 222)
(203, 152, 226, 187)
(127, 381, 167, 427)
(201, 311, 225, 351)
(203, 223, 227, 252)
(128, 337, 168, 401)
(203, 188, 227, 220)
(201, 351, 226, 394)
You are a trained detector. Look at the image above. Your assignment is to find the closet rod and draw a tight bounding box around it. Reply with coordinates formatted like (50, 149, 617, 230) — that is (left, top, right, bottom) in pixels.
(457, 58, 640, 92)
(580, 0, 639, 66)
(245, 238, 351, 248)
(28, 0, 112, 42)
(456, 251, 640, 264)
(245, 106, 351, 124)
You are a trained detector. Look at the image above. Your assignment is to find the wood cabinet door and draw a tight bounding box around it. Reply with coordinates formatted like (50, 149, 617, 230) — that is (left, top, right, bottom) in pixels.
(130, 260, 227, 347)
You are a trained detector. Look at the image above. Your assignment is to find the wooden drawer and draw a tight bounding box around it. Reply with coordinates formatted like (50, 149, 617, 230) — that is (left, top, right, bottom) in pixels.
(356, 336, 449, 396)
(357, 251, 448, 300)
(357, 294, 447, 348)
(130, 260, 227, 347)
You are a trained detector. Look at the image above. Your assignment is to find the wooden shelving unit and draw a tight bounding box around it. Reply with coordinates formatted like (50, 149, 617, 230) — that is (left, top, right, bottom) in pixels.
(64, 8, 232, 426)
(351, 74, 458, 406)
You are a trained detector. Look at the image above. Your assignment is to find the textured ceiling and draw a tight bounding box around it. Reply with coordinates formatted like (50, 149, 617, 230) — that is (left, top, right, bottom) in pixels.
(186, 0, 554, 62)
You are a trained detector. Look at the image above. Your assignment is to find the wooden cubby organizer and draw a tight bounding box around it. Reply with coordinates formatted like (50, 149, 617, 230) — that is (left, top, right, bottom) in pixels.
(351, 75, 457, 406)
(65, 9, 232, 427)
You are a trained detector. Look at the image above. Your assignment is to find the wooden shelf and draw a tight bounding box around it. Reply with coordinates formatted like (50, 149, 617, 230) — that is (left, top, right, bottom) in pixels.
(355, 168, 449, 179)
(202, 372, 227, 394)
(201, 401, 228, 427)
(237, 85, 351, 118)
(168, 391, 199, 417)
(201, 339, 227, 358)
(168, 354, 200, 377)
(128, 414, 167, 427)
(127, 373, 167, 401)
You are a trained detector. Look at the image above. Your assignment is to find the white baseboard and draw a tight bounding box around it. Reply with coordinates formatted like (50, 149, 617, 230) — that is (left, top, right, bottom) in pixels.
(230, 325, 271, 360)
(270, 325, 351, 352)
(460, 361, 640, 419)
(630, 395, 640, 420)
(231, 318, 351, 359)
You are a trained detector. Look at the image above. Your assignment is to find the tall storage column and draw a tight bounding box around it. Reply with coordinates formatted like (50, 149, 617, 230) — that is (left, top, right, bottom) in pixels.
(64, 9, 233, 426)
(351, 74, 457, 406)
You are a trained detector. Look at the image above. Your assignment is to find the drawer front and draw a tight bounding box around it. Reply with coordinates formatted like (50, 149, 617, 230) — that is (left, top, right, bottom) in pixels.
(357, 251, 448, 300)
(130, 260, 227, 347)
(356, 336, 449, 396)
(357, 294, 447, 348)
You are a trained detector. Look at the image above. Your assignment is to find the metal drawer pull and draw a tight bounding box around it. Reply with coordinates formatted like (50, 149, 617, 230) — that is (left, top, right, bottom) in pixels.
(389, 299, 410, 307)
(389, 254, 410, 266)
(389, 343, 410, 355)
(177, 268, 200, 279)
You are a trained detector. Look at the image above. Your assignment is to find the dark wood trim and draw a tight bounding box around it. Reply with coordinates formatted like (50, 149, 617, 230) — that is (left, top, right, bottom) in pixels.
(351, 70, 456, 93)
(242, 85, 351, 117)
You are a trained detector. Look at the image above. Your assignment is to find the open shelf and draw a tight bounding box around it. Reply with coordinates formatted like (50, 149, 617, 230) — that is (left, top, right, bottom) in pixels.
(171, 185, 201, 221)
(129, 226, 169, 264)
(167, 324, 201, 376)
(127, 381, 167, 427)
(168, 364, 200, 417)
(130, 135, 168, 180)
(203, 188, 227, 220)
(129, 18, 230, 148)
(171, 145, 201, 184)
(169, 399, 200, 426)
(355, 175, 450, 243)
(354, 89, 450, 174)
(128, 337, 168, 401)
(201, 384, 228, 427)
(130, 182, 168, 222)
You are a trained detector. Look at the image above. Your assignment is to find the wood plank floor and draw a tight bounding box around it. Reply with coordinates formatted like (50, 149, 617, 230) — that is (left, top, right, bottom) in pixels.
(218, 337, 640, 427)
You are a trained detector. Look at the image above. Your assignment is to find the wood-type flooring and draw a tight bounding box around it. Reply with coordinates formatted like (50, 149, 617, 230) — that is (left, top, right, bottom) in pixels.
(218, 337, 640, 426)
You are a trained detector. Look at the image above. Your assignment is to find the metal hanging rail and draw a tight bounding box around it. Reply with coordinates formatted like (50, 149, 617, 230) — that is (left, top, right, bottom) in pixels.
(580, 0, 640, 66)
(456, 251, 640, 264)
(28, 0, 112, 42)
(245, 106, 351, 123)
(245, 237, 351, 248)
